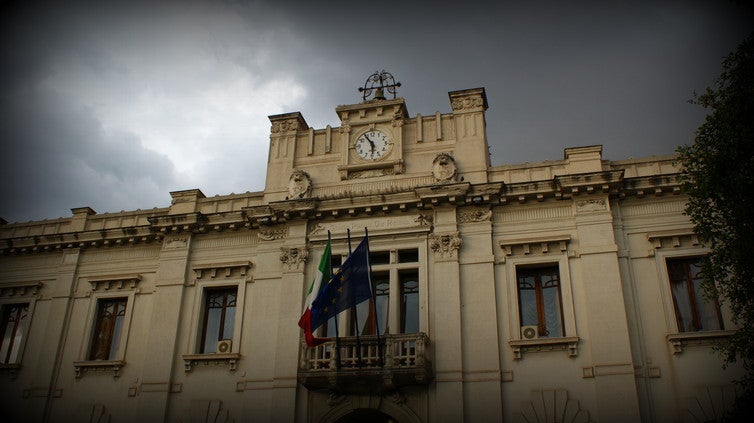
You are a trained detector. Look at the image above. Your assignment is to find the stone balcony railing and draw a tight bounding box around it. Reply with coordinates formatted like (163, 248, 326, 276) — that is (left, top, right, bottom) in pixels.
(298, 333, 432, 394)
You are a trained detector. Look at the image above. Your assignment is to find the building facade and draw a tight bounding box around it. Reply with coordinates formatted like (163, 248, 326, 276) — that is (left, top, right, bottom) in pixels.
(0, 86, 743, 422)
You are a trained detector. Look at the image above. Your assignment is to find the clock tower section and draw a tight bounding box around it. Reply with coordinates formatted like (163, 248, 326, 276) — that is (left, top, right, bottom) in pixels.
(333, 70, 407, 180)
(335, 95, 408, 180)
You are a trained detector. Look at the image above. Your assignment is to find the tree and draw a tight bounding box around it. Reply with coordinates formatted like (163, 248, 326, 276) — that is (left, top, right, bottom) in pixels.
(677, 33, 754, 419)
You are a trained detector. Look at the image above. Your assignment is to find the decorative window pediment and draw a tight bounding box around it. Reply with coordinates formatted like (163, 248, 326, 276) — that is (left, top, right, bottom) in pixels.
(88, 274, 141, 292)
(190, 261, 253, 285)
(498, 235, 571, 262)
(0, 282, 42, 298)
(647, 230, 700, 255)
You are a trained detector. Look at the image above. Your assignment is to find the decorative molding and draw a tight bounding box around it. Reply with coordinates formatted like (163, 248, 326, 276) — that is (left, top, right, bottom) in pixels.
(575, 199, 607, 213)
(429, 232, 462, 258)
(0, 282, 42, 298)
(495, 205, 572, 223)
(280, 247, 309, 271)
(667, 330, 734, 354)
(498, 235, 571, 262)
(509, 336, 579, 360)
(415, 214, 433, 227)
(620, 199, 685, 217)
(73, 360, 125, 378)
(517, 389, 591, 423)
(287, 170, 313, 200)
(432, 153, 457, 182)
(348, 168, 396, 179)
(258, 227, 288, 241)
(313, 176, 434, 200)
(647, 229, 700, 251)
(182, 353, 240, 372)
(191, 261, 252, 284)
(270, 118, 301, 134)
(458, 208, 492, 223)
(451, 95, 485, 111)
(87, 274, 141, 292)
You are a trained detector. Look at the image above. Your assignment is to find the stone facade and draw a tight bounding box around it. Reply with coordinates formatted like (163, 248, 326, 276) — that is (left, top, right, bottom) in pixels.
(0, 88, 742, 422)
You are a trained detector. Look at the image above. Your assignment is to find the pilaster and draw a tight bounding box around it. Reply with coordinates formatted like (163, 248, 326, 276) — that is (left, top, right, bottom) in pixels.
(572, 195, 641, 422)
(134, 233, 192, 422)
(457, 206, 502, 422)
(429, 206, 464, 423)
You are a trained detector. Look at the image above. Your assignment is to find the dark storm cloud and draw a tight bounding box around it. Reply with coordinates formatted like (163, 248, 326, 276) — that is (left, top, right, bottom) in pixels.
(0, 0, 752, 223)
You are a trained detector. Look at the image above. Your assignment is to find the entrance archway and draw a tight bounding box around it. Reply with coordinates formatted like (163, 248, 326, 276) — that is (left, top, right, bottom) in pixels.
(335, 409, 396, 423)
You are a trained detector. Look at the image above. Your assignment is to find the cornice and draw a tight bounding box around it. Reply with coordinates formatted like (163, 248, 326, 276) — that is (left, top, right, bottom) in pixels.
(1, 170, 682, 254)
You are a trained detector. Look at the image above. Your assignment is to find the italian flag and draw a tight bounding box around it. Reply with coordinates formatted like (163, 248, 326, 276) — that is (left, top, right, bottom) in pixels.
(298, 240, 331, 347)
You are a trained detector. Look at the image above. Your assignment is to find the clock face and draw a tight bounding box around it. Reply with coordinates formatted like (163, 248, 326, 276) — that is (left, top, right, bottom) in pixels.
(355, 130, 390, 160)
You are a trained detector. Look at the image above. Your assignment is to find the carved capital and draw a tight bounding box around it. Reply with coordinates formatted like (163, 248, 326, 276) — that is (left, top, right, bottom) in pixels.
(280, 247, 309, 270)
(429, 232, 462, 258)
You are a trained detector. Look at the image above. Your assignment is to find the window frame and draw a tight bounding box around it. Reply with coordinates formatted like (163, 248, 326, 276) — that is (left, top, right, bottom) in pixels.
(654, 247, 732, 334)
(665, 256, 724, 333)
(516, 264, 566, 338)
(88, 297, 129, 361)
(79, 290, 136, 364)
(0, 288, 39, 367)
(187, 278, 247, 355)
(505, 254, 577, 342)
(321, 243, 428, 338)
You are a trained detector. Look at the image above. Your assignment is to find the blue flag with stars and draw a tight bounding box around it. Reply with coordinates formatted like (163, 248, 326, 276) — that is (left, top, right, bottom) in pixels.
(310, 237, 372, 331)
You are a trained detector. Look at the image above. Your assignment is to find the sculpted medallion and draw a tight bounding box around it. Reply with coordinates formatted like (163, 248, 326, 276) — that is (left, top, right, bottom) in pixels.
(287, 170, 312, 199)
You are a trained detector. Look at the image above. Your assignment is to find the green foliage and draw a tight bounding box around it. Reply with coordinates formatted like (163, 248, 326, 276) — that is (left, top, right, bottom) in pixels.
(677, 33, 754, 418)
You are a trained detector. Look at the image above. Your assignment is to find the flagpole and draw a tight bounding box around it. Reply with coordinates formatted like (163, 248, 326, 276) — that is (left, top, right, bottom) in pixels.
(364, 227, 383, 367)
(347, 228, 363, 368)
(328, 231, 341, 371)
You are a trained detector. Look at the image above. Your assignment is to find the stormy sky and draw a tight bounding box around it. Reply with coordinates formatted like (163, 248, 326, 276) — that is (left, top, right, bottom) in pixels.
(1, 0, 751, 223)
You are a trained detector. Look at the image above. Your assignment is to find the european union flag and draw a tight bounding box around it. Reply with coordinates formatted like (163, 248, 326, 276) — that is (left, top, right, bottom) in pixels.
(310, 237, 372, 331)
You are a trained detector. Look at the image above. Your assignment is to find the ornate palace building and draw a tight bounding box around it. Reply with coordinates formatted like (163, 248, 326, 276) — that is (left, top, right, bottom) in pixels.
(0, 74, 743, 422)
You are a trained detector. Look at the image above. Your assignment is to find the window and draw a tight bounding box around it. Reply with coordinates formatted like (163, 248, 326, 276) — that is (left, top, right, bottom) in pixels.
(200, 287, 237, 353)
(320, 247, 423, 337)
(89, 298, 127, 360)
(0, 303, 30, 364)
(350, 248, 421, 336)
(667, 257, 723, 332)
(517, 265, 564, 338)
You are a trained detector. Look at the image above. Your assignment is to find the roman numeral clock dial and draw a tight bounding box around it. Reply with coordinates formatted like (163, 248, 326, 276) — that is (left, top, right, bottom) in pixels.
(355, 130, 390, 160)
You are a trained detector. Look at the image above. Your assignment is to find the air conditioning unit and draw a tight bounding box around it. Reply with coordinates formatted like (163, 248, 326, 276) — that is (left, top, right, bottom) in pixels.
(521, 325, 539, 340)
(216, 339, 232, 354)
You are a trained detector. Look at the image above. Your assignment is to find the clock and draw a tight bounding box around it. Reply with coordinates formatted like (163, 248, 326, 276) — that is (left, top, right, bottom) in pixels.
(354, 130, 390, 160)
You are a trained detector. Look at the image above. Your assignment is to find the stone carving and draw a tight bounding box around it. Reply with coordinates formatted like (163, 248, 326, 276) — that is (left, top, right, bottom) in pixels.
(270, 119, 299, 134)
(392, 109, 405, 127)
(309, 223, 325, 236)
(451, 95, 485, 111)
(163, 236, 188, 249)
(258, 227, 287, 241)
(415, 214, 433, 227)
(517, 389, 591, 423)
(287, 170, 312, 199)
(339, 124, 351, 134)
(576, 199, 607, 212)
(328, 392, 347, 407)
(458, 208, 492, 223)
(432, 153, 457, 182)
(349, 168, 395, 179)
(280, 247, 309, 270)
(429, 232, 462, 258)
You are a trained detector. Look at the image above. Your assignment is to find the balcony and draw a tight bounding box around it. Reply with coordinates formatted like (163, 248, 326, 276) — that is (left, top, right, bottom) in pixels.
(298, 333, 432, 394)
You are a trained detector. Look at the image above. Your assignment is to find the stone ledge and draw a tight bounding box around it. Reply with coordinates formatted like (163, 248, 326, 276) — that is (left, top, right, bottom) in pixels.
(73, 360, 125, 378)
(509, 336, 580, 360)
(667, 330, 735, 354)
(182, 353, 241, 372)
